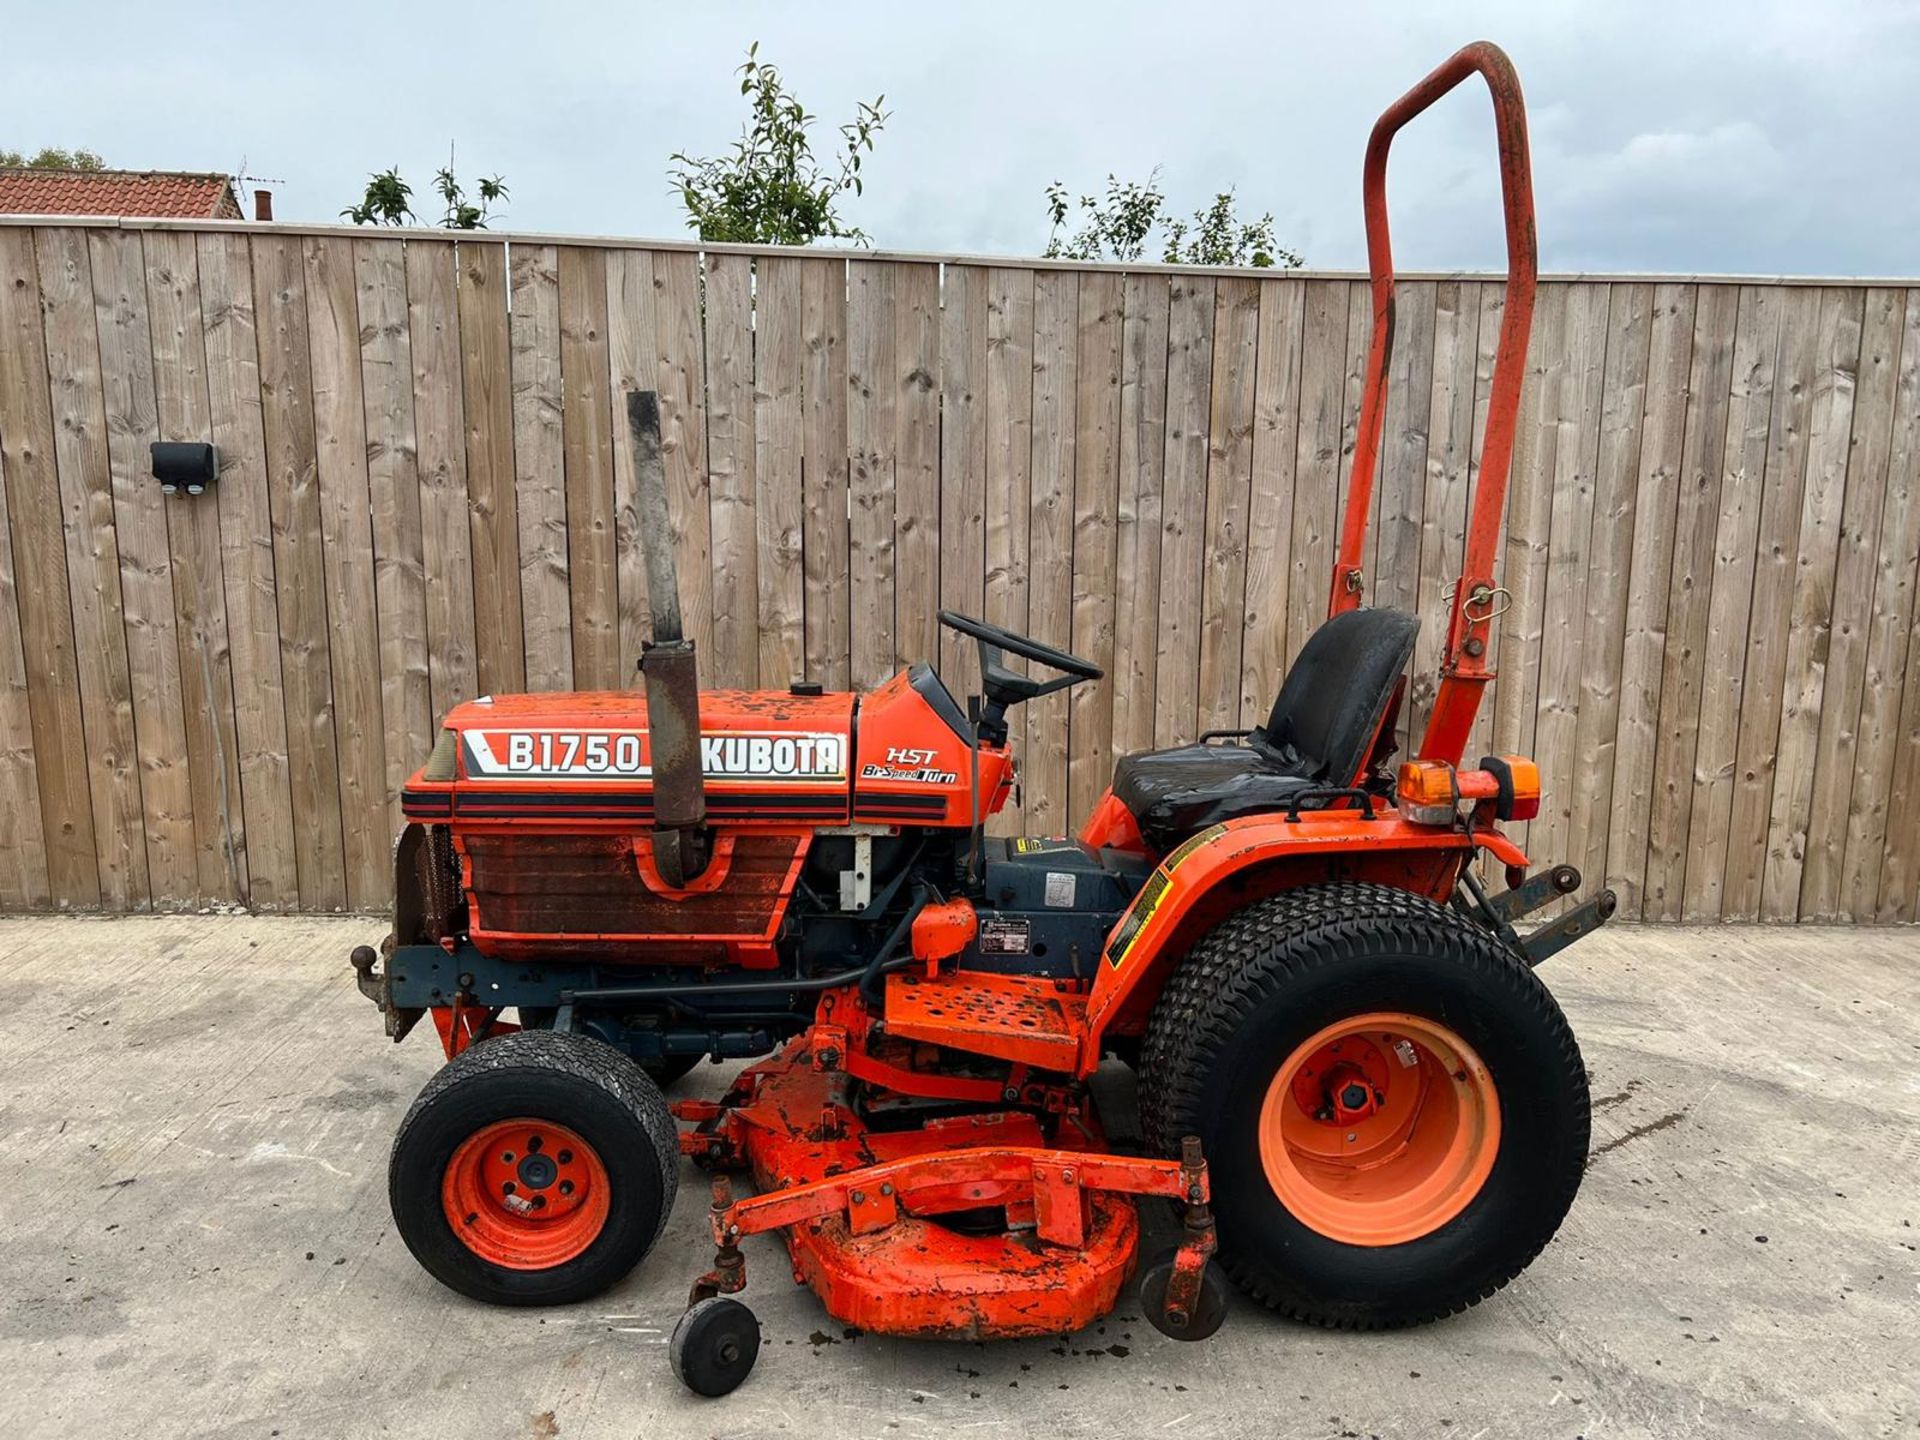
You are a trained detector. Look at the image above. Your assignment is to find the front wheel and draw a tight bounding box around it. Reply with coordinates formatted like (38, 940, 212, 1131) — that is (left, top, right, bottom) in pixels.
(389, 1029, 679, 1306)
(1139, 882, 1589, 1328)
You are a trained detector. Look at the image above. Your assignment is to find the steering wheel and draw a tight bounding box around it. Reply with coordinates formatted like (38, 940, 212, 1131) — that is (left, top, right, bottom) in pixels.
(938, 611, 1102, 740)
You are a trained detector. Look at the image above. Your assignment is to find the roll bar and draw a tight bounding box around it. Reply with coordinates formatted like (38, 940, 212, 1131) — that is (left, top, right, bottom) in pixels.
(1325, 40, 1538, 767)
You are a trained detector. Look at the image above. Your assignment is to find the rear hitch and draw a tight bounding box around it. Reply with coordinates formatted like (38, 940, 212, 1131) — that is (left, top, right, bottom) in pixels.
(1520, 888, 1617, 967)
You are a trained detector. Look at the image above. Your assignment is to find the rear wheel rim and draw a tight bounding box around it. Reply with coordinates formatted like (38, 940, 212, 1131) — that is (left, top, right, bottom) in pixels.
(1257, 1011, 1499, 1246)
(441, 1118, 610, 1269)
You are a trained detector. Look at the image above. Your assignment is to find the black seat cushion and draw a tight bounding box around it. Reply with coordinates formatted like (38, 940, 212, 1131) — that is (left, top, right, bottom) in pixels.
(1112, 608, 1419, 850)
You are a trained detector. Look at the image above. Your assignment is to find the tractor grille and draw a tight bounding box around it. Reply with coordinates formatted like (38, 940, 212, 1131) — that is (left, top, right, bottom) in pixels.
(461, 832, 804, 962)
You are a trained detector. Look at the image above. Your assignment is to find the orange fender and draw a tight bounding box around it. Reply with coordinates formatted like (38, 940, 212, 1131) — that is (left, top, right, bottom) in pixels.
(1077, 810, 1527, 1075)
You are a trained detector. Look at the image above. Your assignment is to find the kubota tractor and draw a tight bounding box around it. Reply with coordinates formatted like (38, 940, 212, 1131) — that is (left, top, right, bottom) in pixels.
(351, 41, 1613, 1397)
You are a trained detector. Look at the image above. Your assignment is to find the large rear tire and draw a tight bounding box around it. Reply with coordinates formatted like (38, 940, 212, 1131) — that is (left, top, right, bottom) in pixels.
(1139, 882, 1588, 1328)
(390, 1029, 678, 1306)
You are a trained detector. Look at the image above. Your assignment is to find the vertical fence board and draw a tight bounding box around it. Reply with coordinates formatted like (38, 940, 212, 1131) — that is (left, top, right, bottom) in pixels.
(754, 255, 806, 689)
(1859, 292, 1920, 919)
(1374, 284, 1437, 753)
(1025, 269, 1079, 833)
(1488, 282, 1565, 865)
(90, 230, 195, 905)
(1069, 271, 1123, 821)
(1761, 288, 1865, 919)
(1240, 279, 1305, 730)
(1287, 281, 1349, 669)
(510, 245, 569, 691)
(983, 267, 1033, 831)
(406, 241, 478, 720)
(0, 403, 47, 907)
(356, 239, 432, 833)
(1682, 286, 1779, 918)
(149, 231, 248, 904)
(302, 234, 385, 907)
(458, 242, 525, 697)
(894, 262, 942, 678)
(1567, 283, 1652, 901)
(654, 251, 713, 660)
(799, 259, 849, 689)
(605, 247, 658, 669)
(848, 261, 897, 691)
(251, 235, 346, 909)
(37, 227, 146, 907)
(1112, 275, 1171, 759)
(1196, 278, 1259, 736)
(1154, 276, 1215, 746)
(1529, 284, 1608, 874)
(1720, 287, 1821, 919)
(704, 252, 757, 688)
(557, 245, 619, 690)
(198, 231, 297, 907)
(1411, 280, 1481, 741)
(0, 229, 97, 906)
(1606, 284, 1695, 917)
(1642, 284, 1738, 921)
(1800, 287, 1902, 918)
(938, 265, 989, 695)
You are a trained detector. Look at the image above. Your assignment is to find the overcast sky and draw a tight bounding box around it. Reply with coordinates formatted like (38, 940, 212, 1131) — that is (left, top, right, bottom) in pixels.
(6, 0, 1917, 276)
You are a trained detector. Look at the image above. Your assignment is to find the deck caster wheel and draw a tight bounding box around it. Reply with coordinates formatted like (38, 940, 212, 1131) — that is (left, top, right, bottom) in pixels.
(1139, 1252, 1229, 1342)
(671, 1296, 761, 1397)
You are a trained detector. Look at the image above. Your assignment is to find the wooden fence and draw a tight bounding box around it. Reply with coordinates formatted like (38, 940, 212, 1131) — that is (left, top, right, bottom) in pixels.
(0, 217, 1915, 922)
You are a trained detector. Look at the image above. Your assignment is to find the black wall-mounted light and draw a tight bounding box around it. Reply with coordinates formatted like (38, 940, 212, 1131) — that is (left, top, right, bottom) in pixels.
(151, 442, 218, 496)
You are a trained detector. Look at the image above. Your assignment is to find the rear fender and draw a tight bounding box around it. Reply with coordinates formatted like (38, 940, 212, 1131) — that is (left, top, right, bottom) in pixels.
(1078, 813, 1524, 1074)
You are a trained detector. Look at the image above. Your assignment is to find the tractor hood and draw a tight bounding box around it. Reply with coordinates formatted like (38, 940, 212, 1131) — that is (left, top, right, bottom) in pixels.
(402, 688, 856, 826)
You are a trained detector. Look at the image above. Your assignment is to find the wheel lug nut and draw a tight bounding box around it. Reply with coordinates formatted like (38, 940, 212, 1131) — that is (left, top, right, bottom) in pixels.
(503, 1181, 516, 1195)
(527, 1135, 543, 1153)
(502, 1152, 515, 1164)
(559, 1180, 574, 1196)
(557, 1150, 573, 1165)
(531, 1195, 547, 1210)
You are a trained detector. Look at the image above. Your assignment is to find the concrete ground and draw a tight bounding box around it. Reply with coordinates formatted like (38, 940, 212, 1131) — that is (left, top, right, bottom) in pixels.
(0, 916, 1915, 1440)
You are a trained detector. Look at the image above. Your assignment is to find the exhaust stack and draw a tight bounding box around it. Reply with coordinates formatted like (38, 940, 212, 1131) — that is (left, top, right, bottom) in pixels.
(627, 390, 709, 887)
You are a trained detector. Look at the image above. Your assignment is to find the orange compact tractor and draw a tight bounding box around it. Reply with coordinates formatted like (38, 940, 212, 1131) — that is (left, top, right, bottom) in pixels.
(352, 41, 1611, 1397)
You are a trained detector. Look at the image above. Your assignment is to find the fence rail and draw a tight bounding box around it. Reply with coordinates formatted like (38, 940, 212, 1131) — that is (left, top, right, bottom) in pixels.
(0, 219, 1914, 921)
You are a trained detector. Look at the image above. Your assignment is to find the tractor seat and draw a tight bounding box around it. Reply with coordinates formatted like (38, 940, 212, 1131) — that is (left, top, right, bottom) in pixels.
(1111, 608, 1420, 851)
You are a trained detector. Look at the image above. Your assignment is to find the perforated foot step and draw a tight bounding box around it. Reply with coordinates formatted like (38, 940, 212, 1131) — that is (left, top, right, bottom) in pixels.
(883, 970, 1084, 1071)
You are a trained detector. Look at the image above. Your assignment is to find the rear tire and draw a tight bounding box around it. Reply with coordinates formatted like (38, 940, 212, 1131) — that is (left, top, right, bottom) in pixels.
(390, 1029, 678, 1306)
(1138, 882, 1588, 1328)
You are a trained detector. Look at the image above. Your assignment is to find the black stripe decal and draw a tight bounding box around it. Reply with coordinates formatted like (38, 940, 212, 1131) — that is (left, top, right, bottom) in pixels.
(853, 790, 948, 813)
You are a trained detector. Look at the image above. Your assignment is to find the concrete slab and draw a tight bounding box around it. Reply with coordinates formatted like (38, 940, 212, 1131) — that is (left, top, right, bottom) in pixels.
(0, 915, 1915, 1439)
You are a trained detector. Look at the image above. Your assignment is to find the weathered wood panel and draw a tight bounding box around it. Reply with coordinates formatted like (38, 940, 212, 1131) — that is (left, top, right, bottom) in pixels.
(1, 222, 1911, 922)
(557, 245, 619, 690)
(754, 255, 806, 689)
(36, 227, 146, 908)
(251, 234, 347, 908)
(148, 230, 248, 905)
(301, 234, 385, 907)
(198, 231, 298, 907)
(0, 228, 98, 906)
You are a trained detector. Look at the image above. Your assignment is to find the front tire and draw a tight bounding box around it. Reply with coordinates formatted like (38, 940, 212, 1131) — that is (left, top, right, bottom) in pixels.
(1139, 882, 1588, 1328)
(390, 1029, 679, 1306)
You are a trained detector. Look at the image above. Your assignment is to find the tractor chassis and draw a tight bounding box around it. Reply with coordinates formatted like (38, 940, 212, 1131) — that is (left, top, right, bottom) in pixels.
(671, 1029, 1218, 1343)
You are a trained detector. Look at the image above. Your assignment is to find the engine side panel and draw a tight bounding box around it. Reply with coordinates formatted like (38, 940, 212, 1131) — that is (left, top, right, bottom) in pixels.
(854, 666, 1012, 828)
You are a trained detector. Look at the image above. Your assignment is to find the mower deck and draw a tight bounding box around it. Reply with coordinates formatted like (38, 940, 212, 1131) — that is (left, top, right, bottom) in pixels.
(672, 1031, 1215, 1342)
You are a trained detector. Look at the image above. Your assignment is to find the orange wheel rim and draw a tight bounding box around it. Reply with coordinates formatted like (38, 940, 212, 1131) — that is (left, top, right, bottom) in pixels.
(1258, 1011, 1500, 1246)
(440, 1118, 610, 1269)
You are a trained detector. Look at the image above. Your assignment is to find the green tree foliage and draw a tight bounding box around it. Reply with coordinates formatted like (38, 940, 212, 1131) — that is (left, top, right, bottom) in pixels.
(670, 43, 889, 246)
(0, 146, 106, 171)
(343, 153, 507, 229)
(1045, 169, 1302, 268)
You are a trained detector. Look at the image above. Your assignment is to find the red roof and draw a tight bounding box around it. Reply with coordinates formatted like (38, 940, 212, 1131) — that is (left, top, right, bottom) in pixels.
(0, 168, 243, 220)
